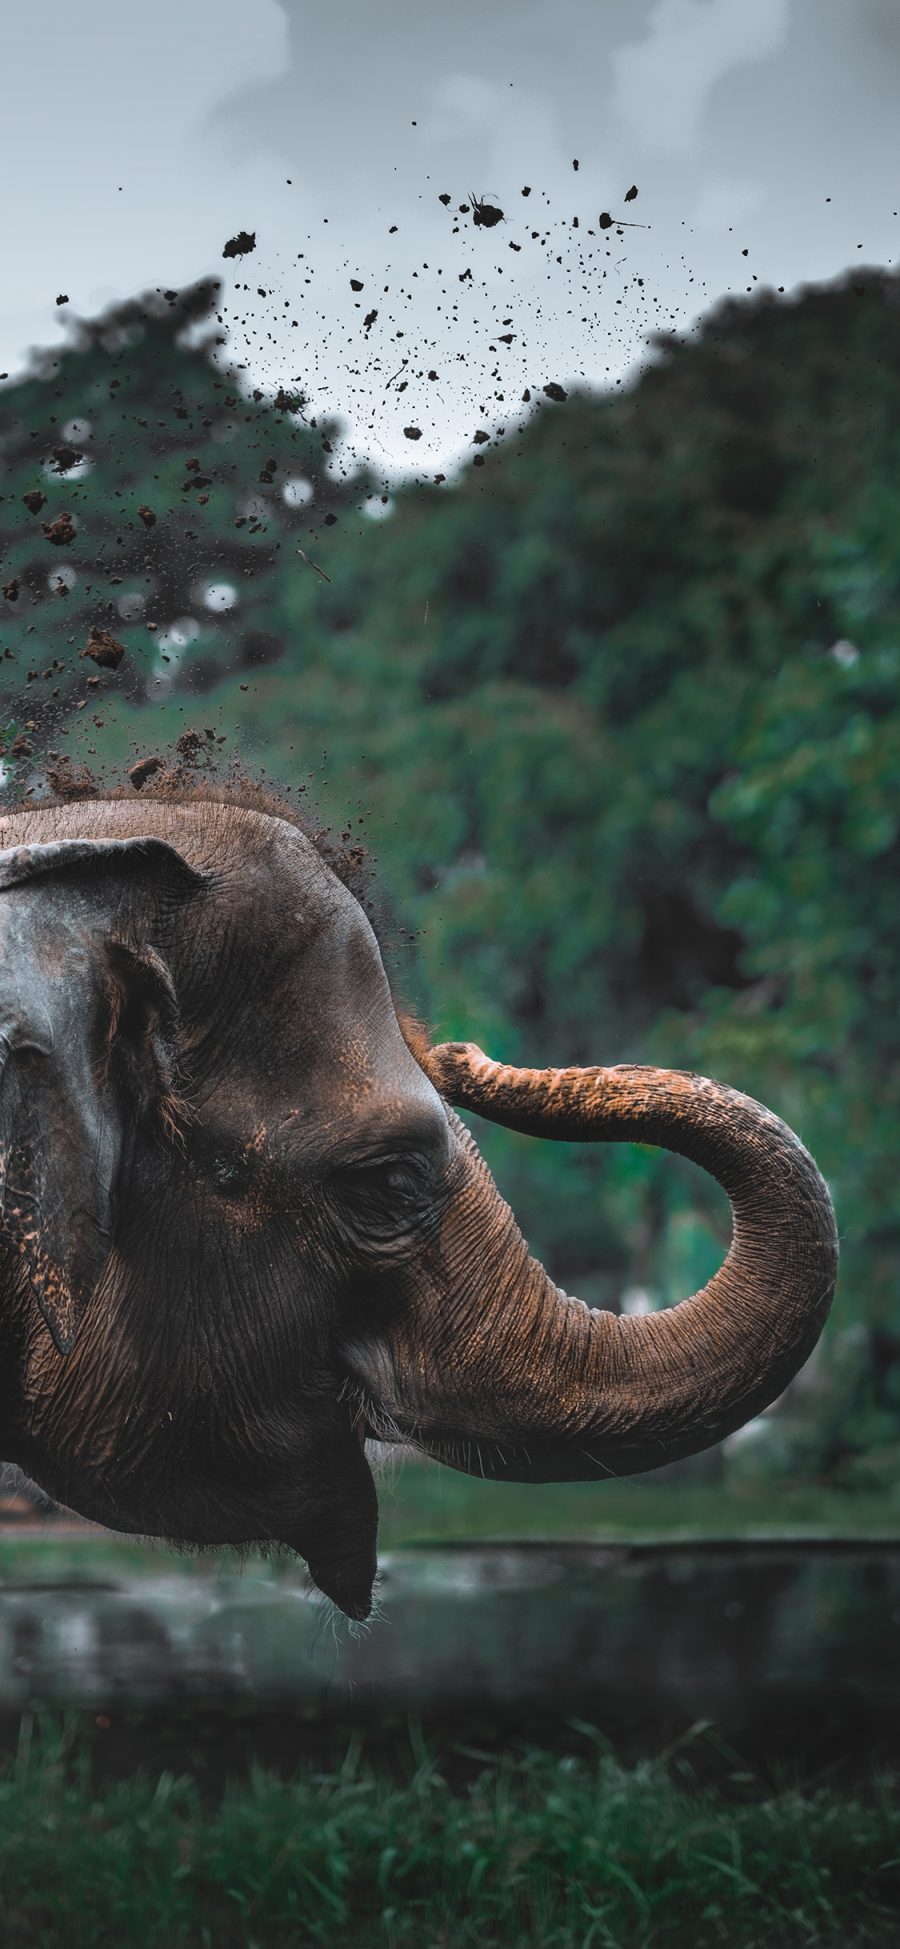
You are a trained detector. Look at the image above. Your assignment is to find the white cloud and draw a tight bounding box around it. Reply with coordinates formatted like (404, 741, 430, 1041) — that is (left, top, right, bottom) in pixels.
(424, 70, 566, 207)
(612, 0, 789, 155)
(0, 0, 288, 376)
(1, 0, 894, 476)
(692, 175, 765, 232)
(429, 73, 505, 131)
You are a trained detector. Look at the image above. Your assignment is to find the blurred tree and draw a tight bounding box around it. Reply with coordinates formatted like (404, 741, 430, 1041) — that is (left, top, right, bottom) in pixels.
(240, 271, 899, 1330)
(0, 279, 371, 763)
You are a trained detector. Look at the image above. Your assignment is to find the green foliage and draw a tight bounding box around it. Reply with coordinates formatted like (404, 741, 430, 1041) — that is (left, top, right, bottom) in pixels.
(0, 1716, 898, 1946)
(0, 279, 372, 760)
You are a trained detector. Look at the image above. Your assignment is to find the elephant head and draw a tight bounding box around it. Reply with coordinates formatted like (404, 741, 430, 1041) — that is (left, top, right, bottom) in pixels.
(0, 792, 838, 1616)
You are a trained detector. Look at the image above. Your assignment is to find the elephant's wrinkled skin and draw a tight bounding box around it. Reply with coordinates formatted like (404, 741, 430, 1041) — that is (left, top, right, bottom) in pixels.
(0, 789, 838, 1616)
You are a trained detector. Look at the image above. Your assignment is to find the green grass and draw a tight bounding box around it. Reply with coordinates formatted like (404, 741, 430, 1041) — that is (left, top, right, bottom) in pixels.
(0, 1716, 897, 1947)
(371, 1460, 900, 1547)
(1, 1464, 899, 1585)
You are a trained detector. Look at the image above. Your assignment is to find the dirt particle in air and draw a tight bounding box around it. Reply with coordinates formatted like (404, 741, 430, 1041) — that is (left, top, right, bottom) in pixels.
(403, 427, 422, 440)
(350, 278, 364, 292)
(137, 504, 156, 526)
(129, 754, 165, 790)
(46, 755, 96, 797)
(22, 490, 46, 514)
(52, 445, 82, 472)
(543, 382, 568, 402)
(56, 293, 69, 305)
(43, 511, 76, 546)
(599, 207, 647, 231)
(80, 626, 125, 670)
(222, 230, 256, 259)
(625, 185, 638, 201)
(470, 196, 504, 228)
(174, 729, 209, 768)
(3, 577, 21, 602)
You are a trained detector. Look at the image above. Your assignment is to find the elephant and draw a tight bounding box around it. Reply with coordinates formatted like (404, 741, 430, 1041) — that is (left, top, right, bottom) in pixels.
(0, 784, 838, 1617)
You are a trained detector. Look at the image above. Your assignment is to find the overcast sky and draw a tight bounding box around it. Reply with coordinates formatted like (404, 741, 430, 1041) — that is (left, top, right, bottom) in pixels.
(1, 0, 897, 476)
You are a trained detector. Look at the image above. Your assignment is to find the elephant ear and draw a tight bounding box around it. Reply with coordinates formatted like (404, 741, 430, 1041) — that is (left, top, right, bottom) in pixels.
(0, 836, 207, 1354)
(0, 1055, 109, 1356)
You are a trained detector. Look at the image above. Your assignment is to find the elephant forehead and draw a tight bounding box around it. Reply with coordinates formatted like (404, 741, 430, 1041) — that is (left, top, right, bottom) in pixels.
(184, 878, 400, 1093)
(202, 867, 382, 1003)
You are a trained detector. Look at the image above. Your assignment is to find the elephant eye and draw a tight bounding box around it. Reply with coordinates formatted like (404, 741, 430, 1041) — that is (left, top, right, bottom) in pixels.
(354, 1158, 427, 1201)
(202, 1143, 255, 1197)
(332, 1152, 434, 1223)
(212, 1153, 246, 1190)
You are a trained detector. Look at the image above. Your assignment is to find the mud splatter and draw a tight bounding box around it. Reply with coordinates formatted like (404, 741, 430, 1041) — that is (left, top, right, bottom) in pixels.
(80, 628, 125, 670)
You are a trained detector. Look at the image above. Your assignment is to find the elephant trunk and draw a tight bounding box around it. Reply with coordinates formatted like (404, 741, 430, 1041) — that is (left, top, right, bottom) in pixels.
(349, 1043, 838, 1481)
